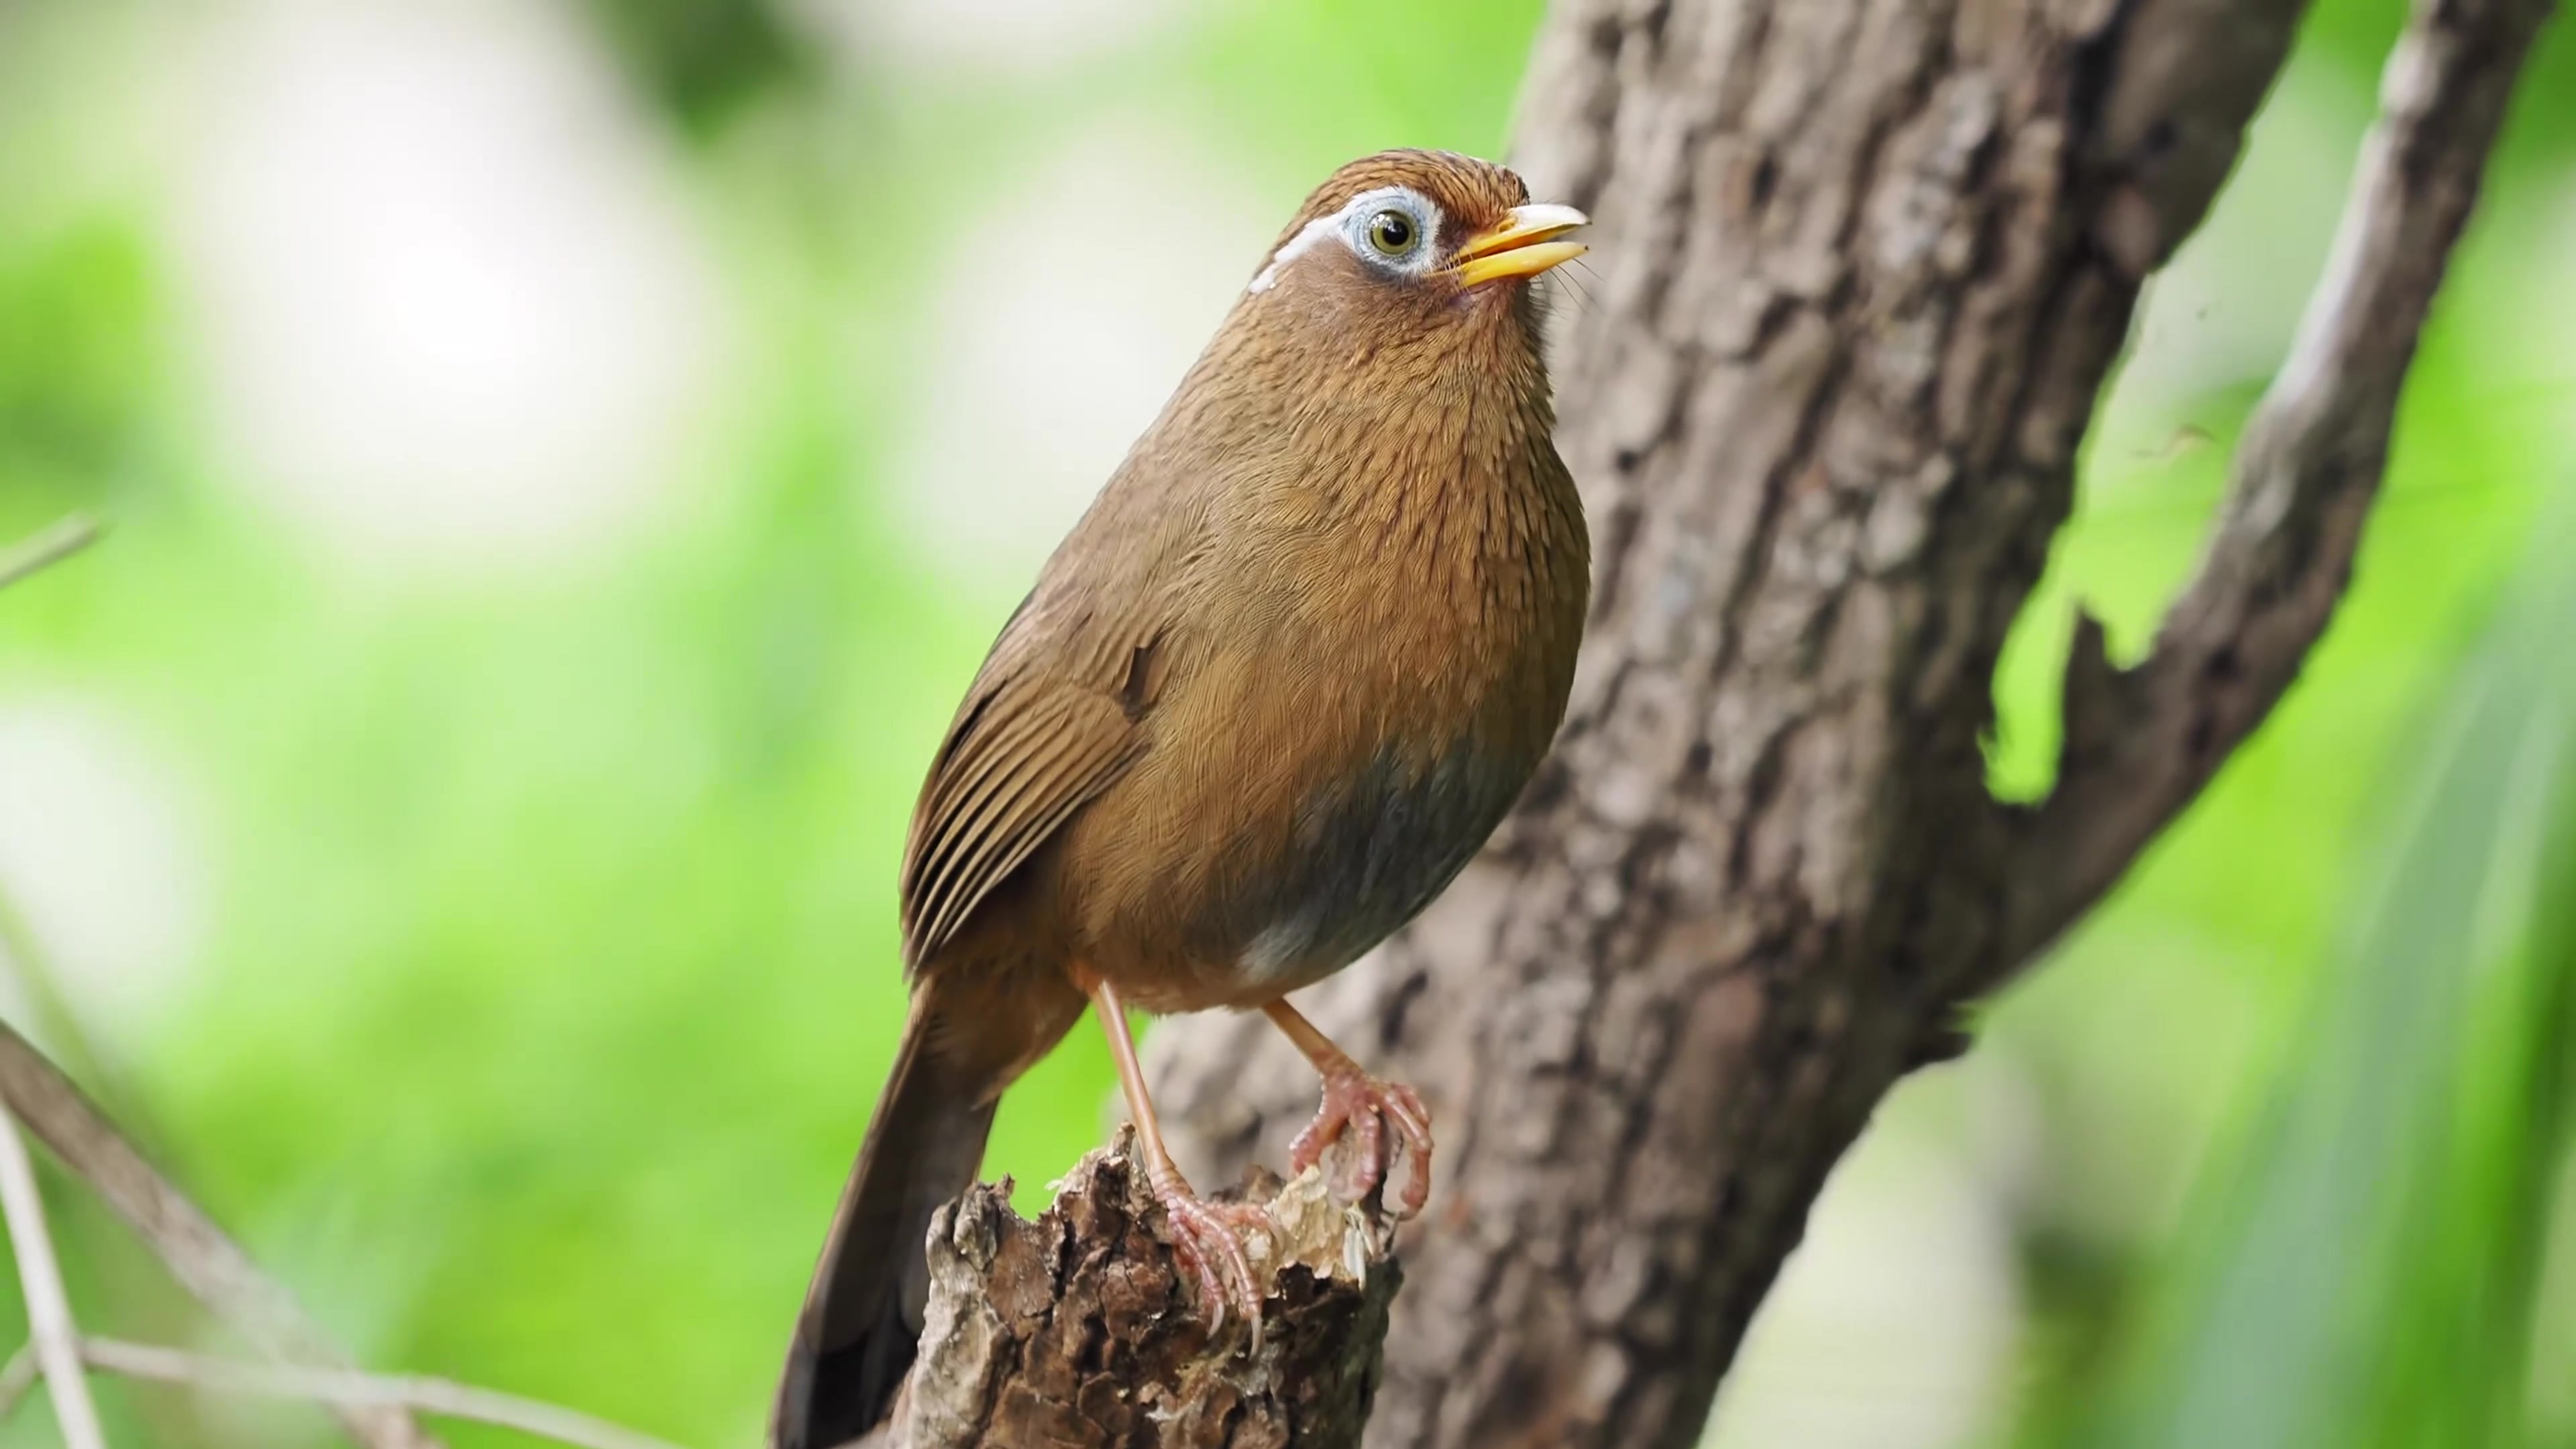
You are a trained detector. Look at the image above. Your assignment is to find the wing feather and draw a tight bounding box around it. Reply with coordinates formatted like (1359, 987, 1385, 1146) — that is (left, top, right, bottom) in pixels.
(898, 476, 1190, 971)
(898, 665, 1142, 969)
(912, 701, 1093, 926)
(910, 692, 1085, 894)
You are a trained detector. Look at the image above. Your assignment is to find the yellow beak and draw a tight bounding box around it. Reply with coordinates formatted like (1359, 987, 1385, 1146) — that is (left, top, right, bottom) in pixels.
(1451, 203, 1589, 287)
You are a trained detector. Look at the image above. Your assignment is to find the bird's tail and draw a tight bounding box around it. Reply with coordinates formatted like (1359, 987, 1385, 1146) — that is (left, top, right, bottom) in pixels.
(771, 1000, 1000, 1449)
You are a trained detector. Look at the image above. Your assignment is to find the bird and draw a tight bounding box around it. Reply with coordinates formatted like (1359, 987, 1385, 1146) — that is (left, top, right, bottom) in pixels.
(773, 149, 1591, 1449)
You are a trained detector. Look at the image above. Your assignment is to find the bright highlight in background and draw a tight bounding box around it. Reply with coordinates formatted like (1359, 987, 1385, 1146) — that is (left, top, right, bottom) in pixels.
(168, 0, 731, 576)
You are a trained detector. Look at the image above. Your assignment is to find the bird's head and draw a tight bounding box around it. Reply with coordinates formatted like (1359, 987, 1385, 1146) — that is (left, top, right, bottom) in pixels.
(1135, 150, 1587, 497)
(1235, 150, 1586, 356)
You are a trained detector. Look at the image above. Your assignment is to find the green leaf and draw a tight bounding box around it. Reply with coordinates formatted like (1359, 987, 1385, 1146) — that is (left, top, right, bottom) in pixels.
(2068, 508, 2576, 1449)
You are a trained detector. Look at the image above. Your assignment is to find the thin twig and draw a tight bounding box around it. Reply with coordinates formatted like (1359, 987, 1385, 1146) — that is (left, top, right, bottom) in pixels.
(0, 1342, 36, 1417)
(0, 877, 154, 1159)
(0, 517, 101, 594)
(0, 1022, 441, 1449)
(76, 1338, 691, 1449)
(0, 1114, 109, 1449)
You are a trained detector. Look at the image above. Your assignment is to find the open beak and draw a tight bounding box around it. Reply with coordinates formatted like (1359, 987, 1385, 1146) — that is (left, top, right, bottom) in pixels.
(1450, 203, 1589, 288)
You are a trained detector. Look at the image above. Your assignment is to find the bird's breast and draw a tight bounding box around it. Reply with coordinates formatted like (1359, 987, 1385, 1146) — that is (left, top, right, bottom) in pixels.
(1221, 739, 1525, 994)
(1061, 527, 1577, 1010)
(1051, 403, 1586, 1010)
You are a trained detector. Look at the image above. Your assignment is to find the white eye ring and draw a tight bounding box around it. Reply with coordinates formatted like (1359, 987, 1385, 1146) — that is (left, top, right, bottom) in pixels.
(1336, 188, 1439, 276)
(1248, 185, 1446, 294)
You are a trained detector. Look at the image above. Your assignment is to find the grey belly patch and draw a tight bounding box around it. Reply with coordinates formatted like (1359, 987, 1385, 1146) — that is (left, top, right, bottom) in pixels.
(1229, 744, 1521, 984)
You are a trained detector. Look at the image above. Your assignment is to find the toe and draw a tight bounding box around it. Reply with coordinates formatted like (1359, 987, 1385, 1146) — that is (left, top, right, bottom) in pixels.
(1394, 1159, 1431, 1218)
(1340, 1100, 1387, 1198)
(1379, 1082, 1434, 1218)
(1155, 1193, 1273, 1352)
(1173, 1236, 1226, 1336)
(1288, 1114, 1334, 1177)
(1296, 1073, 1436, 1213)
(1387, 1083, 1434, 1151)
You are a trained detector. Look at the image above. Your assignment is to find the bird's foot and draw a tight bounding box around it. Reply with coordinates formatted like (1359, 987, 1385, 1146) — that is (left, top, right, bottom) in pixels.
(1146, 1169, 1276, 1352)
(1290, 1068, 1433, 1218)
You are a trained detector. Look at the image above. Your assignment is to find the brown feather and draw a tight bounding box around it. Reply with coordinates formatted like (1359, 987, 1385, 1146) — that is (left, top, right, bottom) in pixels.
(900, 656, 1147, 967)
(894, 153, 1586, 998)
(783, 150, 1589, 1447)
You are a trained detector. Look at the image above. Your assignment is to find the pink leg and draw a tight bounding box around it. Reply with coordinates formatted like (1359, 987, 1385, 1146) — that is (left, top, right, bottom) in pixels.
(1261, 998, 1434, 1218)
(1089, 976, 1273, 1348)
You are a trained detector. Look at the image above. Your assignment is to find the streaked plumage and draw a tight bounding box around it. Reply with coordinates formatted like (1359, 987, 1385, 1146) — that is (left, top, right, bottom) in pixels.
(774, 150, 1589, 1449)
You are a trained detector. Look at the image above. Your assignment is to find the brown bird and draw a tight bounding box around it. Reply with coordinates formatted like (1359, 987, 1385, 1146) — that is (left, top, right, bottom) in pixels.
(773, 149, 1590, 1449)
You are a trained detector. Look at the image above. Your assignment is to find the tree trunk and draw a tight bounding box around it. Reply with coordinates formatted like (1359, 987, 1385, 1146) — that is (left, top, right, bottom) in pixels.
(1137, 2, 2557, 1448)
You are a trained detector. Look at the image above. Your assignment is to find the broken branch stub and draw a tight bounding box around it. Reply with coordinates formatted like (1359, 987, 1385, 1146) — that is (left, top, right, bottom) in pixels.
(863, 1131, 1401, 1449)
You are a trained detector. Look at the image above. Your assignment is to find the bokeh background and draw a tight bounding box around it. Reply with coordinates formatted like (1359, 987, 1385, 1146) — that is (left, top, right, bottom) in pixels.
(1, 1, 2571, 1446)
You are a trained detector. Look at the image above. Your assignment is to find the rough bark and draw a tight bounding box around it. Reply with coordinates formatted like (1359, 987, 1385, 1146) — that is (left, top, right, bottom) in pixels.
(1132, 3, 2558, 1449)
(861, 1133, 1401, 1449)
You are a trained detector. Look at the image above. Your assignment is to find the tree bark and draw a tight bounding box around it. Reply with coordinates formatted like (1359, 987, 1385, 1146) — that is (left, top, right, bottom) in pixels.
(1135, 2, 2558, 1448)
(862, 1134, 1401, 1449)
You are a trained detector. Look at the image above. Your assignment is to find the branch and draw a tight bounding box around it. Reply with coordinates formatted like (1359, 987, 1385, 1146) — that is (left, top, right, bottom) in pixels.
(0, 1021, 443, 1449)
(0, 1114, 109, 1449)
(0, 875, 156, 1173)
(0, 517, 101, 593)
(3, 502, 683, 1449)
(67, 1338, 688, 1449)
(869, 1132, 1399, 1448)
(2084, 0, 2308, 278)
(0, 1344, 34, 1418)
(2081, 0, 2308, 276)
(2004, 0, 2559, 967)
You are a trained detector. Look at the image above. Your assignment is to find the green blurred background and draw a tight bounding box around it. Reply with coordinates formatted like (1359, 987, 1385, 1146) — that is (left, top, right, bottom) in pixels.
(0, 1, 2569, 1446)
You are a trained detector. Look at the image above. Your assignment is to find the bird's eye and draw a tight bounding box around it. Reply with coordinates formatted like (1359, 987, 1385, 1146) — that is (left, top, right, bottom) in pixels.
(1366, 209, 1419, 257)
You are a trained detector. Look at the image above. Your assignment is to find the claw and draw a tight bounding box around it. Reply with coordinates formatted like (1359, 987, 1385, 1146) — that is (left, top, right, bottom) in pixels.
(1148, 1176, 1275, 1352)
(1289, 1069, 1434, 1218)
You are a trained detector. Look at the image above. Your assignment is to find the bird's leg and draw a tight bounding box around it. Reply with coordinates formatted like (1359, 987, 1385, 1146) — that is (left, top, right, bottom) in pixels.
(1261, 998, 1433, 1218)
(1087, 975, 1272, 1347)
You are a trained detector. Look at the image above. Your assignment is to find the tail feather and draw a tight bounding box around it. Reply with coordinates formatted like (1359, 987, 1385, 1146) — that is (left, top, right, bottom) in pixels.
(772, 1006, 998, 1449)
